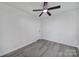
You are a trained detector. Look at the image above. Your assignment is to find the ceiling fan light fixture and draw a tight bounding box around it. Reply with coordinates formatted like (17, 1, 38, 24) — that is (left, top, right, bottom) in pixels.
(43, 10, 47, 13)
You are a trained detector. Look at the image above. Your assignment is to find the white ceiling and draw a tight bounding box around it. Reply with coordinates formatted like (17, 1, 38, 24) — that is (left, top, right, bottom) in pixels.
(3, 2, 79, 18)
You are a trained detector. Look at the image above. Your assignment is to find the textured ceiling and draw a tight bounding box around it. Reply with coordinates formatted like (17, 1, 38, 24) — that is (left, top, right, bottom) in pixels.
(3, 2, 79, 18)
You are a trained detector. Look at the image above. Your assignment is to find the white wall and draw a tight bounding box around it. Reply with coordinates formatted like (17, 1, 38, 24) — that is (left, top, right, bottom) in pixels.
(0, 3, 40, 56)
(41, 9, 78, 47)
(76, 9, 79, 48)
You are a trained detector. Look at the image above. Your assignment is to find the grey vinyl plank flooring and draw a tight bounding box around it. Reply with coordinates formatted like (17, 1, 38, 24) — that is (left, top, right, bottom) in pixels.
(2, 39, 79, 57)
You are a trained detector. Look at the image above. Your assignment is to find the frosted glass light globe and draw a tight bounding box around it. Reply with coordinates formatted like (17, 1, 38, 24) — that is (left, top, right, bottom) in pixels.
(43, 10, 47, 12)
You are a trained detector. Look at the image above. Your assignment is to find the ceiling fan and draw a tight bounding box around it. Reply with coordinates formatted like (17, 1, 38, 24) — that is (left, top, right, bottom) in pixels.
(33, 2, 61, 17)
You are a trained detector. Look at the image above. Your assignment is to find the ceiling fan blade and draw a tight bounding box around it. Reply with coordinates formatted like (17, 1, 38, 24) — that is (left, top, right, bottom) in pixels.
(47, 12, 51, 16)
(33, 9, 43, 11)
(48, 5, 61, 10)
(39, 12, 43, 17)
